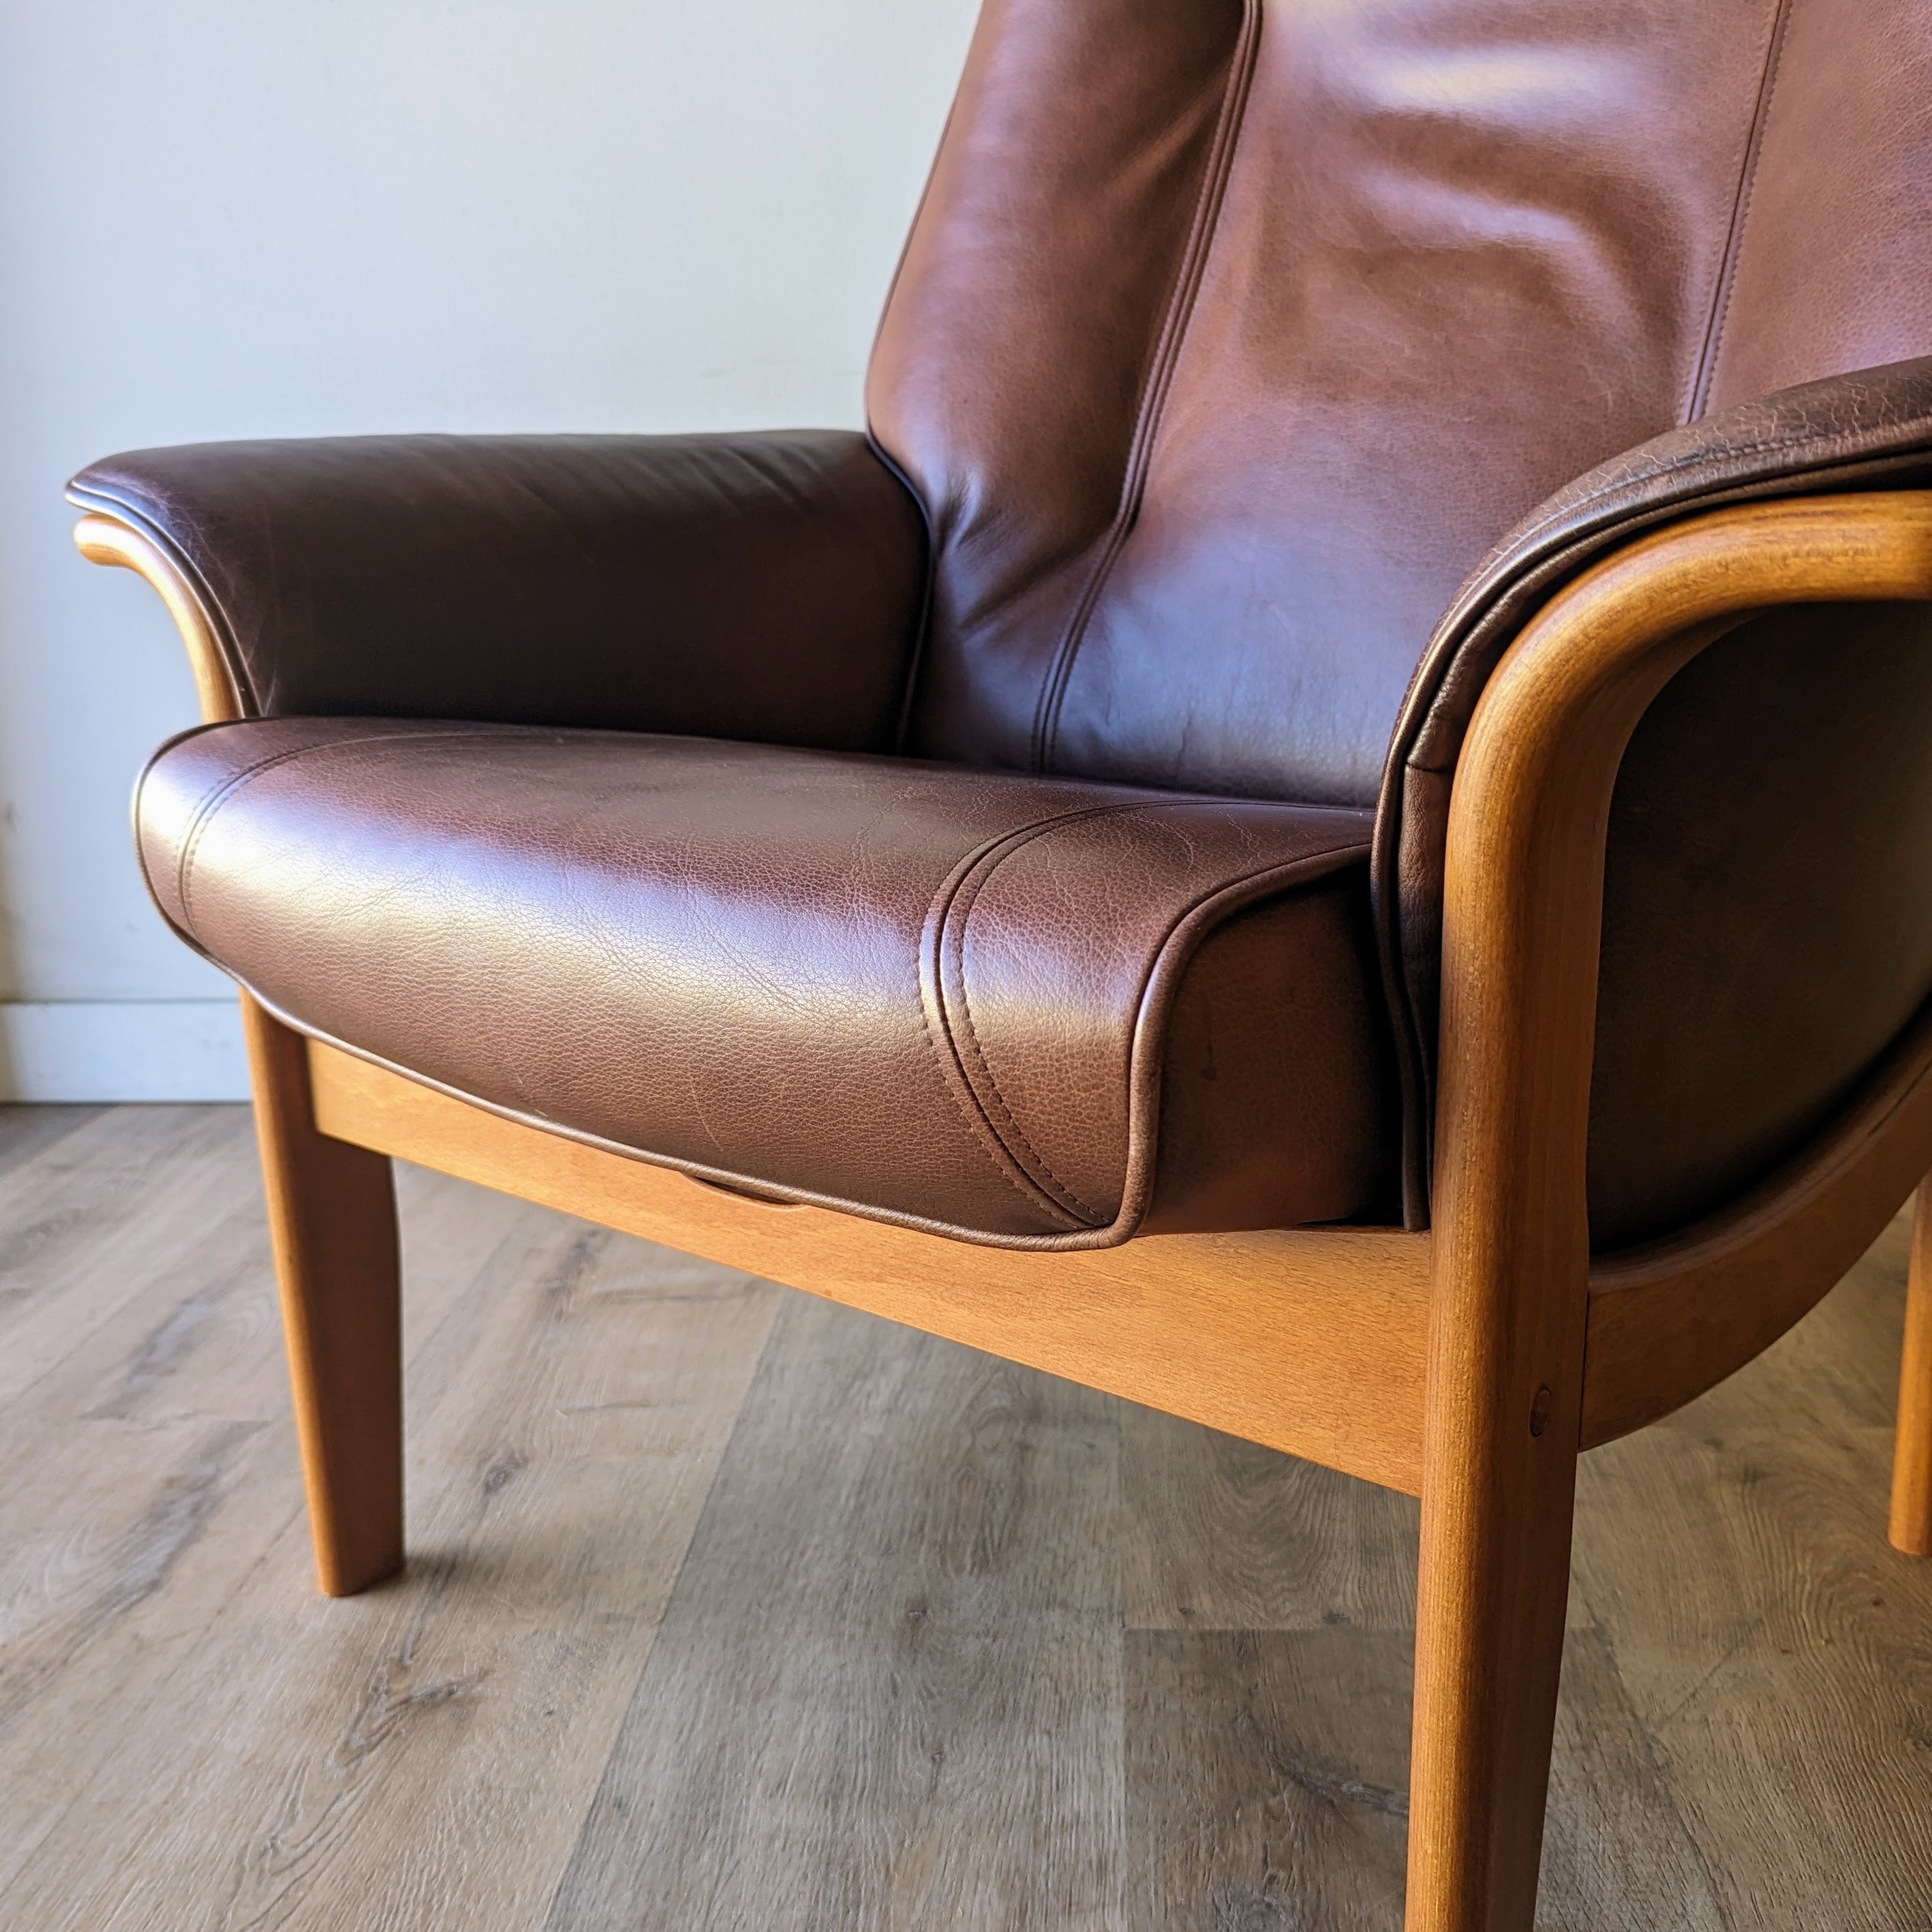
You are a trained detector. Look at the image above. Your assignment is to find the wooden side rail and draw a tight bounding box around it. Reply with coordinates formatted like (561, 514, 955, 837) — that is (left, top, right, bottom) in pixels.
(1587, 994, 1932, 1446)
(299, 968, 1932, 1496)
(306, 1036, 1437, 1493)
(1892, 1180, 1932, 1555)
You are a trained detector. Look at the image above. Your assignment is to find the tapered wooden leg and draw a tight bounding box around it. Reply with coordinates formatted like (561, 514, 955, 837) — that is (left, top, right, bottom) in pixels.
(1890, 1177, 1932, 1556)
(1403, 1248, 1588, 1932)
(241, 995, 404, 1596)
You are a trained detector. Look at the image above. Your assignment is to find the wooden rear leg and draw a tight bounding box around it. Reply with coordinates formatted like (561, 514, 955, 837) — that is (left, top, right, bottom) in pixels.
(1890, 1176, 1932, 1556)
(242, 995, 404, 1595)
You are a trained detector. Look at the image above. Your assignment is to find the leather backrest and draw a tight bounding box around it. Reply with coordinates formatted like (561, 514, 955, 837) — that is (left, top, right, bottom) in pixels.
(870, 0, 1932, 807)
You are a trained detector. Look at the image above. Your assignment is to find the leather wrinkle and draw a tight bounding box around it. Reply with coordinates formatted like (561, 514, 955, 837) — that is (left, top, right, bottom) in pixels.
(1027, 0, 1264, 775)
(1687, 0, 1797, 420)
(175, 727, 514, 929)
(940, 806, 1159, 1223)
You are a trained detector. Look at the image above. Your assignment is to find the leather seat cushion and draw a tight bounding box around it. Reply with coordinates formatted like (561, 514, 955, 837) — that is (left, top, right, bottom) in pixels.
(136, 719, 1396, 1247)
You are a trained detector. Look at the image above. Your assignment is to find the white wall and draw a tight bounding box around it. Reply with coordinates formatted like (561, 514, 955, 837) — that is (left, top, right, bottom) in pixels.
(0, 0, 976, 1099)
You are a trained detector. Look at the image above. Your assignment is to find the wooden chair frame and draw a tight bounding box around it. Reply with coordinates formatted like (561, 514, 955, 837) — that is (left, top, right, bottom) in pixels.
(77, 490, 1932, 1932)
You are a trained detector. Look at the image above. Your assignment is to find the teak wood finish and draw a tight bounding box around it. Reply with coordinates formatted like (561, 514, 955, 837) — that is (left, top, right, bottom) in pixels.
(76, 490, 1932, 1932)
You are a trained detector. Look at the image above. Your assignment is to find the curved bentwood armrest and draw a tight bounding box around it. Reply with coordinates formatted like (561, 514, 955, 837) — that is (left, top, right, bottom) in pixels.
(76, 512, 246, 722)
(1410, 489, 1932, 1932)
(1435, 491, 1932, 1457)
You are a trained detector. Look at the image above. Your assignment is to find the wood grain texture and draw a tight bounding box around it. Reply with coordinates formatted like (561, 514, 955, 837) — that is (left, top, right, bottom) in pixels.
(0, 1103, 495, 1905)
(1889, 1178, 1932, 1554)
(307, 1038, 1435, 1495)
(1412, 490, 1932, 1932)
(0, 1102, 258, 1413)
(0, 1105, 104, 1187)
(243, 998, 405, 1595)
(1567, 1218, 1932, 1931)
(1127, 1626, 1414, 1931)
(1120, 1406, 1419, 1634)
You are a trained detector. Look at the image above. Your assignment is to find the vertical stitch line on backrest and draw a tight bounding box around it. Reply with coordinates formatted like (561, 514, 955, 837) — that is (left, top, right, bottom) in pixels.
(1685, 0, 1796, 422)
(1027, 0, 1266, 772)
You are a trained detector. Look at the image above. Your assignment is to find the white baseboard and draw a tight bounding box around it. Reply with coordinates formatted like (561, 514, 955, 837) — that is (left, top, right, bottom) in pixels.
(0, 999, 249, 1102)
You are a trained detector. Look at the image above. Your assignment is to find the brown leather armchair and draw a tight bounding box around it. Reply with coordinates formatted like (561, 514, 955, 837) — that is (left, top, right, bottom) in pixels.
(69, 1, 1932, 1925)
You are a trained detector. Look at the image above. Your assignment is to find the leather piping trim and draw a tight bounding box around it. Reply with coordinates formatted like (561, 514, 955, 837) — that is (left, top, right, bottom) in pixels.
(65, 484, 261, 716)
(920, 803, 1165, 1228)
(921, 801, 1372, 1232)
(1684, 0, 1795, 421)
(1027, 0, 1264, 773)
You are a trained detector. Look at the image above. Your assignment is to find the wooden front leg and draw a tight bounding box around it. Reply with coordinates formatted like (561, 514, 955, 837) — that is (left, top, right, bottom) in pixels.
(1399, 495, 1932, 1928)
(1890, 1176, 1932, 1556)
(1405, 1234, 1586, 1932)
(243, 996, 405, 1595)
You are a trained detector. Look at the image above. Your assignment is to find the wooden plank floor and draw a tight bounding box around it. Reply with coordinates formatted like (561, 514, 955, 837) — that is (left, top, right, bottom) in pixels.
(1, 1103, 1927, 1930)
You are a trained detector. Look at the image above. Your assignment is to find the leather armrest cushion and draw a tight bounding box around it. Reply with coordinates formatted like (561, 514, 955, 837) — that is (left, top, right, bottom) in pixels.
(1372, 353, 1932, 1224)
(69, 430, 929, 749)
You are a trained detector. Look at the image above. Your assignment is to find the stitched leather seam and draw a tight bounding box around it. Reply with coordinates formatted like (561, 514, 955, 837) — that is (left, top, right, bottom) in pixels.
(953, 818, 1360, 1225)
(910, 992, 1080, 1226)
(1685, 0, 1795, 421)
(934, 797, 1356, 1225)
(951, 1007, 1105, 1219)
(1478, 411, 1932, 567)
(919, 801, 1153, 1227)
(174, 727, 514, 930)
(1026, 0, 1265, 773)
(942, 832, 1124, 1223)
(175, 744, 333, 929)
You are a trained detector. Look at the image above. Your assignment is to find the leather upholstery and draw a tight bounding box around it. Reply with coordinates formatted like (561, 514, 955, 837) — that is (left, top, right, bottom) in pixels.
(870, 0, 1932, 1238)
(1382, 358, 1932, 1229)
(80, 0, 1932, 1249)
(874, 0, 1819, 801)
(135, 718, 1393, 1247)
(1592, 599, 1932, 1247)
(70, 432, 927, 749)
